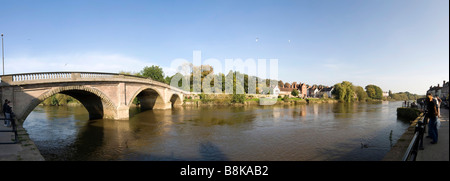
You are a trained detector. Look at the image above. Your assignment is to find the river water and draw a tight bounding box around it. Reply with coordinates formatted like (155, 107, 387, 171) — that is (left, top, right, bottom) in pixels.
(23, 101, 409, 161)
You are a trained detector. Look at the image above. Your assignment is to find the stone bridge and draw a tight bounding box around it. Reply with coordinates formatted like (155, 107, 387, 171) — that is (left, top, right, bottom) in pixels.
(0, 72, 187, 122)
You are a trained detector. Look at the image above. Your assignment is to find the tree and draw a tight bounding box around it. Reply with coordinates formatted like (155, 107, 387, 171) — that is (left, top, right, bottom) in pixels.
(354, 86, 368, 101)
(140, 65, 166, 83)
(332, 81, 355, 102)
(291, 89, 299, 97)
(365, 84, 383, 99)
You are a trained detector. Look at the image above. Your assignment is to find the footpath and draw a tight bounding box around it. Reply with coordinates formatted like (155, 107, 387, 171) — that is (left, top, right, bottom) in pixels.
(416, 108, 449, 161)
(0, 119, 44, 161)
(383, 108, 449, 161)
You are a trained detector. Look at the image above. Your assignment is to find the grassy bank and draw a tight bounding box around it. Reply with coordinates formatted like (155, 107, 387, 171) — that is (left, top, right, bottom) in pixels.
(183, 94, 340, 106)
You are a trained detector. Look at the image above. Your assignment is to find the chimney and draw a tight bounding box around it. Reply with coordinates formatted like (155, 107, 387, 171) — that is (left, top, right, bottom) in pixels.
(438, 84, 440, 88)
(444, 80, 446, 85)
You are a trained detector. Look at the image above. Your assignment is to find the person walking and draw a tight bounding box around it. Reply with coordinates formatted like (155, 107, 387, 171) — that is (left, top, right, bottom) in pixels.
(426, 93, 439, 144)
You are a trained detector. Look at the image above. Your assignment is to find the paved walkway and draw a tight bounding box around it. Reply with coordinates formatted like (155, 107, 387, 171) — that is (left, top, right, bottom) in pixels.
(0, 119, 44, 161)
(416, 108, 449, 161)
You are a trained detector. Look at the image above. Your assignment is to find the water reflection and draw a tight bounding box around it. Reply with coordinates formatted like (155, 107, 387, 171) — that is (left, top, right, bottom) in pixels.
(23, 101, 410, 161)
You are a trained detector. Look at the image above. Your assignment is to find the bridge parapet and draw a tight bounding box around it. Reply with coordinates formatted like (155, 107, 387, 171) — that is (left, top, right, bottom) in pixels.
(0, 72, 189, 94)
(0, 71, 189, 121)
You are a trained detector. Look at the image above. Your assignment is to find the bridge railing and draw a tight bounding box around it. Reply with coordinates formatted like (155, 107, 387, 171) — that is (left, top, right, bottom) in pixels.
(0, 72, 129, 83)
(0, 72, 189, 94)
(11, 72, 73, 82)
(80, 72, 115, 79)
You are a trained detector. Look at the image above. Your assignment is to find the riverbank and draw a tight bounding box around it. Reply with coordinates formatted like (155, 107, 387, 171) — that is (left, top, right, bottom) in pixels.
(382, 113, 424, 161)
(182, 97, 386, 107)
(382, 107, 449, 161)
(0, 119, 45, 161)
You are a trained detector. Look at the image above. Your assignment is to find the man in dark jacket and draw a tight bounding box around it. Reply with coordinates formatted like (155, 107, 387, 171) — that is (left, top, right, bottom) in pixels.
(426, 93, 439, 144)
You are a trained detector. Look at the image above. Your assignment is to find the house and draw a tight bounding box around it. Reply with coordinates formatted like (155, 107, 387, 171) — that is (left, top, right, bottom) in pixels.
(308, 85, 321, 98)
(298, 83, 307, 98)
(427, 84, 442, 98)
(441, 80, 449, 100)
(319, 87, 334, 98)
(272, 85, 280, 96)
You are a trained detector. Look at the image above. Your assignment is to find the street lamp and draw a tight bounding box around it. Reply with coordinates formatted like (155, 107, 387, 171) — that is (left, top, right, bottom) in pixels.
(1, 33, 4, 75)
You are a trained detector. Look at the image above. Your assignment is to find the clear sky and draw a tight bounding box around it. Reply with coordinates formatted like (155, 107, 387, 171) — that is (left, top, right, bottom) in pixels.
(1, 0, 448, 94)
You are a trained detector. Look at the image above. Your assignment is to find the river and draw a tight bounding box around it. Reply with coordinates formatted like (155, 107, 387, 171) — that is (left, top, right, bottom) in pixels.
(23, 101, 410, 161)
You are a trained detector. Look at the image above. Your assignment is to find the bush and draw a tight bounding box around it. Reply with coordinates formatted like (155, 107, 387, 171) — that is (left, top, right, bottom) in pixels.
(231, 93, 245, 103)
(199, 93, 212, 103)
(291, 89, 299, 97)
(397, 108, 421, 121)
(282, 95, 289, 102)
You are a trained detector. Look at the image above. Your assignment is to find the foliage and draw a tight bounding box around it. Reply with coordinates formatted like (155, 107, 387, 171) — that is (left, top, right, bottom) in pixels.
(354, 86, 368, 101)
(332, 81, 355, 102)
(139, 65, 166, 83)
(41, 94, 80, 106)
(291, 89, 299, 96)
(231, 93, 246, 103)
(390, 92, 423, 101)
(119, 71, 140, 76)
(199, 93, 212, 103)
(365, 84, 383, 100)
(397, 107, 421, 121)
(282, 95, 289, 102)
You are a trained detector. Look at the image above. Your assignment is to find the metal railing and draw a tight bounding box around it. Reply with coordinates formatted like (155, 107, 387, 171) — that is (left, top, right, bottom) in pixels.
(402, 114, 427, 161)
(0, 117, 18, 144)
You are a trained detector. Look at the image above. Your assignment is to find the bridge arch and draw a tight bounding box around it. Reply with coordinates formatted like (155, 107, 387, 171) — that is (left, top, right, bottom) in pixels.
(128, 86, 167, 111)
(170, 93, 183, 107)
(22, 86, 117, 121)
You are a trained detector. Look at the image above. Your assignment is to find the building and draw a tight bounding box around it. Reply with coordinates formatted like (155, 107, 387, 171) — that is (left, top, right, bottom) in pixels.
(441, 80, 449, 100)
(277, 81, 332, 98)
(298, 83, 308, 98)
(319, 87, 334, 98)
(272, 85, 280, 96)
(427, 80, 449, 99)
(308, 85, 321, 98)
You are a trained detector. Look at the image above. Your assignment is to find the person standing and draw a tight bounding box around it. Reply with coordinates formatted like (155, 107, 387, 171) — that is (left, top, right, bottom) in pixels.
(426, 93, 439, 144)
(2, 99, 8, 126)
(435, 95, 442, 117)
(3, 100, 13, 127)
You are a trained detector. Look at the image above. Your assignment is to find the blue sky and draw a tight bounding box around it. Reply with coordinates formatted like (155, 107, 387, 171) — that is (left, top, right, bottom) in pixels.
(1, 0, 448, 94)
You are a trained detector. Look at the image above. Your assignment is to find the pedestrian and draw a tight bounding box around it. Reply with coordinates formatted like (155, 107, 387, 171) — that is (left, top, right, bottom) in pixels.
(2, 99, 8, 126)
(426, 93, 439, 144)
(435, 95, 442, 117)
(4, 100, 13, 127)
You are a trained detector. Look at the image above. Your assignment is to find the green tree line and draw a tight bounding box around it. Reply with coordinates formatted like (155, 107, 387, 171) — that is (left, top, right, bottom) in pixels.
(331, 81, 385, 102)
(120, 65, 423, 103)
(120, 64, 278, 95)
(41, 94, 81, 106)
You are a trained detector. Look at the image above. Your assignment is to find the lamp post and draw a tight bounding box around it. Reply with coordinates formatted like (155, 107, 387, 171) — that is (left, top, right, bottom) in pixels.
(1, 33, 4, 75)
